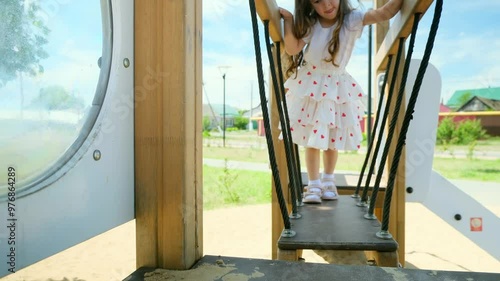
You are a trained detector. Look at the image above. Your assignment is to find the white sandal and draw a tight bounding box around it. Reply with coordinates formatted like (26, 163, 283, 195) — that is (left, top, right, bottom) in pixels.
(321, 180, 338, 200)
(303, 185, 323, 204)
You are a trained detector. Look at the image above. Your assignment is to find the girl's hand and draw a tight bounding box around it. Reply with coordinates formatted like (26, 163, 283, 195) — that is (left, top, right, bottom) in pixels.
(279, 7, 293, 21)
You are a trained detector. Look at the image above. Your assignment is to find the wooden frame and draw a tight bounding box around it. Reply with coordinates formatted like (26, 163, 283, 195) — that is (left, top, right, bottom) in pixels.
(257, 0, 434, 265)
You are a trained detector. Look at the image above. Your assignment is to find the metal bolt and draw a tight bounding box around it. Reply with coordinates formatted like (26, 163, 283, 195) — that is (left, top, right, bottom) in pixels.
(454, 214, 462, 221)
(123, 58, 130, 68)
(406, 187, 414, 194)
(93, 150, 101, 161)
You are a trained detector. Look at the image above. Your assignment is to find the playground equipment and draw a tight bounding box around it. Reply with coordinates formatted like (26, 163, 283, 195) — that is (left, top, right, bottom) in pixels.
(251, 0, 499, 268)
(0, 1, 498, 280)
(251, 0, 442, 266)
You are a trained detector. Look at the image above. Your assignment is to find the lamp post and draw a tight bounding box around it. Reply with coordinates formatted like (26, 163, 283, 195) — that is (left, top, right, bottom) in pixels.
(222, 72, 226, 147)
(218, 66, 230, 147)
(367, 24, 373, 146)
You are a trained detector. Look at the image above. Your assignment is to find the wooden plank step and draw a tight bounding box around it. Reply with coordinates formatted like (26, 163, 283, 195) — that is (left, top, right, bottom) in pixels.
(278, 195, 397, 251)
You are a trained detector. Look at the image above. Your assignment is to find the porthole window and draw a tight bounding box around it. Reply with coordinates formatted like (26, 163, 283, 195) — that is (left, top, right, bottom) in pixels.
(0, 0, 112, 199)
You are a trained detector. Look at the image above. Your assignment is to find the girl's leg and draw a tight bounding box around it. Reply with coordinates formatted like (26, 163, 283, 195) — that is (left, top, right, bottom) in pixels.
(304, 147, 322, 203)
(323, 149, 338, 174)
(305, 147, 321, 182)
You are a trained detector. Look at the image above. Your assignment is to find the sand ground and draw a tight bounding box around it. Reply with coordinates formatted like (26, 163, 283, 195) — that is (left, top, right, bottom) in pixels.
(2, 202, 499, 281)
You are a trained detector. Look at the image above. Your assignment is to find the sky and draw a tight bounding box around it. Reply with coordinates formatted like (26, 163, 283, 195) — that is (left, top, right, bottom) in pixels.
(202, 0, 500, 110)
(1, 0, 499, 112)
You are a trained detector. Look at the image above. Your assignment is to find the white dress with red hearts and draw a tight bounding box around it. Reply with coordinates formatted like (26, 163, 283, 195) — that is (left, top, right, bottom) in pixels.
(284, 10, 366, 151)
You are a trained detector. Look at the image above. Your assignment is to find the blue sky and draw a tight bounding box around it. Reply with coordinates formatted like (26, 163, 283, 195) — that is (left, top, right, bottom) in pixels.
(203, 0, 500, 110)
(2, 1, 499, 112)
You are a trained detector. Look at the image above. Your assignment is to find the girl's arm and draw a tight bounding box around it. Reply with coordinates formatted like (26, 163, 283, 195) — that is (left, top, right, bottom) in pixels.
(280, 8, 306, 56)
(363, 0, 403, 26)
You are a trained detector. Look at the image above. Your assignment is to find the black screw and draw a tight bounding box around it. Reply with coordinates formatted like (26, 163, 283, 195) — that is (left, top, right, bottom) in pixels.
(454, 214, 462, 221)
(406, 187, 414, 194)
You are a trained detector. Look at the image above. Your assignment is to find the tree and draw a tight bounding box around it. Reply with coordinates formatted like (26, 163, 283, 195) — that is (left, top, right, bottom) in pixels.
(456, 92, 472, 109)
(32, 85, 85, 111)
(0, 1, 50, 116)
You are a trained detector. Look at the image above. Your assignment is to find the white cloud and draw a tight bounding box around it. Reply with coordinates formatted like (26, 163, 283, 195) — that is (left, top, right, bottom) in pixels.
(203, 0, 248, 20)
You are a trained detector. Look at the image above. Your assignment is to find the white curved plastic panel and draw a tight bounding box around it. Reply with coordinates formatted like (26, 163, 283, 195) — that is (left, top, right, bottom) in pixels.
(0, 0, 134, 276)
(404, 59, 441, 203)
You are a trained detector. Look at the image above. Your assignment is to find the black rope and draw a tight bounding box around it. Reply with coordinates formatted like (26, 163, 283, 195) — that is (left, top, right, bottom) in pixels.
(358, 38, 405, 205)
(249, 0, 291, 230)
(367, 13, 421, 217)
(275, 41, 304, 204)
(381, 0, 443, 232)
(353, 55, 393, 197)
(264, 24, 300, 216)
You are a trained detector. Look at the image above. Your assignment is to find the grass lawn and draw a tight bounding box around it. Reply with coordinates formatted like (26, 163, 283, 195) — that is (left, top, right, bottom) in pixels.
(203, 165, 271, 210)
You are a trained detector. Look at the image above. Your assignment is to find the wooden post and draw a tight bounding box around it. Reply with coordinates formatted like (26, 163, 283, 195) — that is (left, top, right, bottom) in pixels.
(134, 0, 202, 270)
(270, 46, 292, 260)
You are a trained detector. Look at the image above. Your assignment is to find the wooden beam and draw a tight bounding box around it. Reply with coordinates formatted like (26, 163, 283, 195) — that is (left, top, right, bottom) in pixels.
(374, 0, 434, 71)
(255, 0, 283, 43)
(135, 0, 202, 270)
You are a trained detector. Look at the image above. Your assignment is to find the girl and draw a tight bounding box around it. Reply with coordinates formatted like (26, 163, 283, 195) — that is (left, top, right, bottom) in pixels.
(280, 0, 403, 203)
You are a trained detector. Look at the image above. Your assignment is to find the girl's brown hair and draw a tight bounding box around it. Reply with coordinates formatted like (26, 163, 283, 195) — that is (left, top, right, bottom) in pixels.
(286, 0, 355, 77)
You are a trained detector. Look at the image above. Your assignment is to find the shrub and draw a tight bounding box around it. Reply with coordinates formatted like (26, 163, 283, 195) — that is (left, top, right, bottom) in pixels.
(453, 119, 487, 144)
(203, 116, 212, 131)
(436, 117, 455, 145)
(436, 117, 488, 145)
(234, 116, 249, 130)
